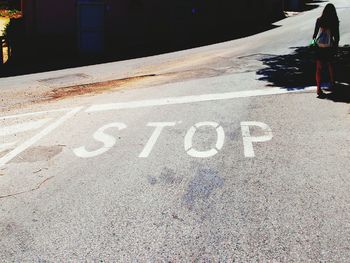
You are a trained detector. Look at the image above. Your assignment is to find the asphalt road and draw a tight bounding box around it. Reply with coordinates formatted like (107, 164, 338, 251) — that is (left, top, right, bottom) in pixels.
(1, 1, 350, 261)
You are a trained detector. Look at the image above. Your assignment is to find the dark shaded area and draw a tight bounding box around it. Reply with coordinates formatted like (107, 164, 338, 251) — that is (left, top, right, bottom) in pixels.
(257, 45, 350, 103)
(0, 1, 322, 77)
(301, 2, 324, 12)
(0, 21, 280, 77)
(1, 0, 21, 9)
(284, 0, 322, 12)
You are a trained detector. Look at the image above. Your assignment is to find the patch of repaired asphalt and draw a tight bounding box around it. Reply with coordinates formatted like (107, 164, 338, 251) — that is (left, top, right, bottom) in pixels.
(11, 145, 64, 163)
(44, 74, 158, 101)
(40, 53, 268, 102)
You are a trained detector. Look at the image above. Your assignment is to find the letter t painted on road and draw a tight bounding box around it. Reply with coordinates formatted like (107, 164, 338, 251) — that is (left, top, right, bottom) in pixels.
(139, 122, 177, 158)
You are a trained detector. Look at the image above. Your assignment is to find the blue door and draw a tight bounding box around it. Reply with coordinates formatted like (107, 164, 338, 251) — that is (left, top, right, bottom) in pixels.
(77, 1, 105, 54)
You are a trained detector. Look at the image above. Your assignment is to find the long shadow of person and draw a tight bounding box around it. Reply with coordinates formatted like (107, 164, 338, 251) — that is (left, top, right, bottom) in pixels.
(256, 45, 350, 103)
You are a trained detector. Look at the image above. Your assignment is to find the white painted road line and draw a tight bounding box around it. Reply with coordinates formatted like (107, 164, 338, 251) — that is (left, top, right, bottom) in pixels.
(0, 107, 83, 168)
(0, 118, 52, 136)
(85, 87, 317, 112)
(1, 87, 316, 120)
(0, 141, 18, 152)
(1, 108, 74, 120)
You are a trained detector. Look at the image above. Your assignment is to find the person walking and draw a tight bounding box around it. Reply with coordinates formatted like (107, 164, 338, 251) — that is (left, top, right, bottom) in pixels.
(312, 3, 340, 97)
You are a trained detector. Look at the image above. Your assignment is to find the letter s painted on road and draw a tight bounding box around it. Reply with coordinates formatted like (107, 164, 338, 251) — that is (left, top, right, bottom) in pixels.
(73, 122, 127, 158)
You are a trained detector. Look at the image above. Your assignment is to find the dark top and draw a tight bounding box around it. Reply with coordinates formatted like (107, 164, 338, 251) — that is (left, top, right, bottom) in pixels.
(313, 18, 340, 47)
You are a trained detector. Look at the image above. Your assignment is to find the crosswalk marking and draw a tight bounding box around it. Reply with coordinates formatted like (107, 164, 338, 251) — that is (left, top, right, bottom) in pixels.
(0, 118, 52, 136)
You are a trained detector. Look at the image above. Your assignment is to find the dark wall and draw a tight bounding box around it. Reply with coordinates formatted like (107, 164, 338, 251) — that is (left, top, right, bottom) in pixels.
(18, 0, 284, 64)
(104, 0, 284, 51)
(8, 0, 21, 9)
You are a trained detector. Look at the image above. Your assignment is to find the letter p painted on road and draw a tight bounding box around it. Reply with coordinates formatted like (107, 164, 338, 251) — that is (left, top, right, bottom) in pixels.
(241, 122, 273, 158)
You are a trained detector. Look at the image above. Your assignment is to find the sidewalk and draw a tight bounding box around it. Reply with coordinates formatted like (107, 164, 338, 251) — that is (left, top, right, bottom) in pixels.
(2, 1, 349, 112)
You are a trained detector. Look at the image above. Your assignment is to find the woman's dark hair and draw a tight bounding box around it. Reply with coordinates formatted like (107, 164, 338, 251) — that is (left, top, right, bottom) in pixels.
(319, 3, 339, 29)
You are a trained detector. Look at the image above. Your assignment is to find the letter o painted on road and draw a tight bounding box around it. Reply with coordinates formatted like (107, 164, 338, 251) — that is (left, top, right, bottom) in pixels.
(184, 122, 225, 158)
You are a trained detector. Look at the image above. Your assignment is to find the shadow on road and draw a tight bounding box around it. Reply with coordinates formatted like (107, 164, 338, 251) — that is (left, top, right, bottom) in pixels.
(257, 45, 350, 103)
(1, 2, 322, 77)
(1, 24, 282, 77)
(301, 1, 325, 12)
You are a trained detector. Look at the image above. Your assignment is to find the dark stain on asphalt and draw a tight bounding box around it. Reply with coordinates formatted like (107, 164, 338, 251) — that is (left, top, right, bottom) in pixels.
(11, 145, 64, 163)
(148, 167, 183, 186)
(1, 222, 34, 253)
(159, 167, 183, 185)
(172, 213, 185, 222)
(41, 68, 227, 103)
(38, 73, 91, 85)
(44, 74, 157, 101)
(182, 168, 224, 210)
(147, 176, 157, 185)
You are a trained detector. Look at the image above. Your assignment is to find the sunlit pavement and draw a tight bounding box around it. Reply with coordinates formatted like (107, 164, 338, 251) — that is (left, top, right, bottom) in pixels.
(0, 1, 350, 261)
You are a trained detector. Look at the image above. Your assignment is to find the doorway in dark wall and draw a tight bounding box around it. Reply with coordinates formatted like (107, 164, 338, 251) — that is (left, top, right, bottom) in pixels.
(77, 1, 105, 54)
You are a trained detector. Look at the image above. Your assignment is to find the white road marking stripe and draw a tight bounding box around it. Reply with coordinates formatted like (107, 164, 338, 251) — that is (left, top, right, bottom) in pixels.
(1, 108, 74, 120)
(85, 87, 316, 112)
(0, 107, 83, 167)
(1, 87, 316, 120)
(0, 141, 18, 152)
(0, 118, 52, 136)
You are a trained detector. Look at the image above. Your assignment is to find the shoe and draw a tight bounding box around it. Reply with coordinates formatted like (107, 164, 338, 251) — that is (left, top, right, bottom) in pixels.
(329, 81, 336, 90)
(317, 91, 325, 98)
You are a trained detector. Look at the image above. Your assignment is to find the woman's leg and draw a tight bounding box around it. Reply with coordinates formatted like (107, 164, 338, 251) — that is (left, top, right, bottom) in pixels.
(328, 62, 335, 87)
(316, 60, 323, 94)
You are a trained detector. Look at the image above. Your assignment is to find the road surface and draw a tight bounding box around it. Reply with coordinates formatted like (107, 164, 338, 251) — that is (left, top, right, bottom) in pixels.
(1, 1, 350, 261)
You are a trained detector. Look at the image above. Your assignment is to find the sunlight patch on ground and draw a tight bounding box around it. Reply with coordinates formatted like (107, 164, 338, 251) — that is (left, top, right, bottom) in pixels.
(0, 17, 9, 63)
(0, 17, 9, 36)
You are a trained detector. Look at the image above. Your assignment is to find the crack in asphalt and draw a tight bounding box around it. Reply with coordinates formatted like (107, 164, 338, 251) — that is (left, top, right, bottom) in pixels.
(0, 176, 54, 200)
